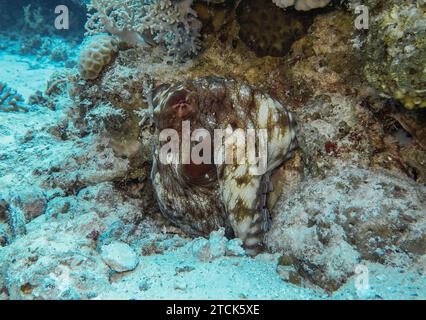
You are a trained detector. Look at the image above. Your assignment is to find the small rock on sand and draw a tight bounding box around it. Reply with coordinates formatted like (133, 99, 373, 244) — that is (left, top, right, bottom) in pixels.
(101, 241, 139, 272)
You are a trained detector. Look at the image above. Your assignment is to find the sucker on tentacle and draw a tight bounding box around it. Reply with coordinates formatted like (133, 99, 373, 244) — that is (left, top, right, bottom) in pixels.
(258, 171, 274, 233)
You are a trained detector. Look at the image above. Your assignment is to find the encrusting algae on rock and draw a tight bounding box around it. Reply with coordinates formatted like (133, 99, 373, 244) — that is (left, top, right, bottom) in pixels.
(364, 0, 426, 109)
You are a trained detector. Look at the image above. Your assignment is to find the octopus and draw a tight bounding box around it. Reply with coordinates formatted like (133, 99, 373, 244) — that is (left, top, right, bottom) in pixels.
(151, 77, 298, 255)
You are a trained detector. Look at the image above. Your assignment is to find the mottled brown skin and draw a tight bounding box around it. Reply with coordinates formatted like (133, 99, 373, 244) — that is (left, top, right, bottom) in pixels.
(151, 77, 298, 254)
(152, 78, 233, 238)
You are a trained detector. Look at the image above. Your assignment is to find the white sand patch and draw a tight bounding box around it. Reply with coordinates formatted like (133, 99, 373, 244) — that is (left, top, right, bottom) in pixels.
(0, 53, 61, 99)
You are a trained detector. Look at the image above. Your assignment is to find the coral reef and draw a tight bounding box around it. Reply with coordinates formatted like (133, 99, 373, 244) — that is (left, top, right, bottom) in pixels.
(85, 0, 202, 60)
(78, 35, 119, 80)
(0, 82, 27, 112)
(0, 0, 425, 301)
(364, 0, 426, 109)
(71, 0, 425, 260)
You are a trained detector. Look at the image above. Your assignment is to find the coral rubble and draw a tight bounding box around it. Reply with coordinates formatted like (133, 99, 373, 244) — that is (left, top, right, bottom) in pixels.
(268, 167, 426, 291)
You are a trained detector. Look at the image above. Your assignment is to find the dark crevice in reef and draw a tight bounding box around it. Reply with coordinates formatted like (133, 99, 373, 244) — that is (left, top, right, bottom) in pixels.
(236, 0, 334, 57)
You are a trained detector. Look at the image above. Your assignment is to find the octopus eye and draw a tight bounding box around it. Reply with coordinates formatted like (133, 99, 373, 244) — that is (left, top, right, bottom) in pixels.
(168, 90, 194, 120)
(172, 100, 193, 119)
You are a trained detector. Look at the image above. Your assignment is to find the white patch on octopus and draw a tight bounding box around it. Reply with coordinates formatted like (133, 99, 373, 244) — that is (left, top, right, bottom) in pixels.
(222, 175, 259, 210)
(245, 237, 260, 247)
(256, 96, 271, 128)
(233, 216, 253, 239)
